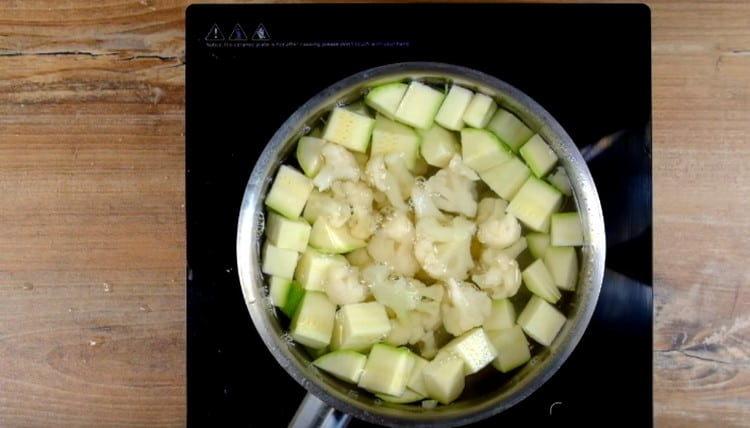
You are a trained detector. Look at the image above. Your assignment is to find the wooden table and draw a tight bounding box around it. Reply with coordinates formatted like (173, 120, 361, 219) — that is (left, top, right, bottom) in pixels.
(0, 1, 748, 426)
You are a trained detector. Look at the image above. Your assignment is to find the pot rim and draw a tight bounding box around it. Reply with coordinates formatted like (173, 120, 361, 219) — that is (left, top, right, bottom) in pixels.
(236, 62, 605, 427)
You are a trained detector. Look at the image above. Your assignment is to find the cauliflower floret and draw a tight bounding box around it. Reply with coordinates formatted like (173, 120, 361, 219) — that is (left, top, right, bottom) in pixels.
(477, 212, 521, 249)
(496, 236, 528, 260)
(323, 263, 369, 305)
(475, 197, 508, 223)
(384, 281, 445, 349)
(447, 154, 479, 181)
(386, 153, 416, 195)
(365, 154, 414, 211)
(366, 210, 420, 277)
(304, 189, 351, 227)
(360, 263, 390, 286)
(332, 180, 379, 240)
(313, 143, 361, 191)
(472, 250, 522, 299)
(386, 312, 426, 346)
(425, 155, 478, 218)
(414, 216, 476, 281)
(370, 274, 421, 319)
(415, 283, 444, 330)
(346, 247, 373, 268)
(411, 177, 447, 221)
(440, 279, 492, 336)
(360, 264, 419, 316)
(417, 331, 439, 359)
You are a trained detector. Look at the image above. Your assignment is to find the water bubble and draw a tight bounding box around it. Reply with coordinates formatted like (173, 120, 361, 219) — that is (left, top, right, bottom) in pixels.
(263, 296, 274, 311)
(347, 389, 359, 399)
(256, 213, 265, 236)
(281, 332, 295, 345)
(373, 398, 383, 406)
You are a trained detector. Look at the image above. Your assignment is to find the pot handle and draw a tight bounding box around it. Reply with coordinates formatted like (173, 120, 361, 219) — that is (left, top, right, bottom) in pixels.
(289, 392, 352, 428)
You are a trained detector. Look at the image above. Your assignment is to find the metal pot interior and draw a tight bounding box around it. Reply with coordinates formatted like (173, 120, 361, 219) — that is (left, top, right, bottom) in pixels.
(236, 62, 606, 427)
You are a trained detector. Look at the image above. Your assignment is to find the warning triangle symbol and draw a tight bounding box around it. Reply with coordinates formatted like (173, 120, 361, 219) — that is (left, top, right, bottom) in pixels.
(251, 23, 271, 41)
(229, 23, 247, 41)
(205, 23, 224, 41)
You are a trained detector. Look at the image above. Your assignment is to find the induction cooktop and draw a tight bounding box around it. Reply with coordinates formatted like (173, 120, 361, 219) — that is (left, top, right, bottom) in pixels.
(186, 4, 652, 427)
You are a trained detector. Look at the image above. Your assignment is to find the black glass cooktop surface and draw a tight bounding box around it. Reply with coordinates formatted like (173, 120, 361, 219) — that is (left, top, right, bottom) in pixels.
(186, 4, 652, 427)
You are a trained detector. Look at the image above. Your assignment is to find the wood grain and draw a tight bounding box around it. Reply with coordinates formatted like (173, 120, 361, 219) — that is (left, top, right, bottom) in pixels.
(0, 0, 748, 426)
(651, 2, 750, 427)
(0, 1, 185, 427)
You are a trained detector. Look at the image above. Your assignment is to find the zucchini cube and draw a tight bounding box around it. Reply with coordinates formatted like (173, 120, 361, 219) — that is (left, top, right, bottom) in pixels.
(507, 176, 563, 232)
(296, 136, 326, 178)
(322, 107, 375, 153)
(519, 134, 558, 177)
(394, 81, 445, 130)
(309, 217, 366, 254)
(313, 350, 367, 384)
(479, 157, 531, 200)
(547, 166, 572, 196)
(484, 299, 516, 331)
(294, 247, 347, 291)
(435, 84, 473, 130)
(522, 258, 561, 304)
(550, 212, 584, 246)
(336, 302, 391, 352)
(261, 242, 298, 279)
(265, 165, 314, 219)
(419, 124, 460, 168)
(371, 115, 421, 171)
(406, 355, 430, 396)
(280, 280, 305, 318)
(526, 232, 551, 258)
(358, 344, 416, 396)
(365, 82, 408, 119)
(462, 92, 497, 128)
(517, 295, 567, 346)
(266, 212, 311, 252)
(422, 356, 465, 405)
(460, 128, 512, 173)
(544, 246, 578, 291)
(376, 388, 425, 404)
(489, 325, 531, 373)
(438, 327, 497, 375)
(269, 276, 292, 308)
(486, 108, 534, 152)
(290, 291, 336, 349)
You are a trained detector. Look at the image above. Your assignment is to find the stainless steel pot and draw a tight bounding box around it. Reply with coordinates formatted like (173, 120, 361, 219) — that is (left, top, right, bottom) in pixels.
(236, 62, 605, 427)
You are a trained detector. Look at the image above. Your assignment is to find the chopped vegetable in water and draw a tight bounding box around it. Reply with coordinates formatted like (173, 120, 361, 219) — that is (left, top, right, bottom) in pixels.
(261, 80, 584, 406)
